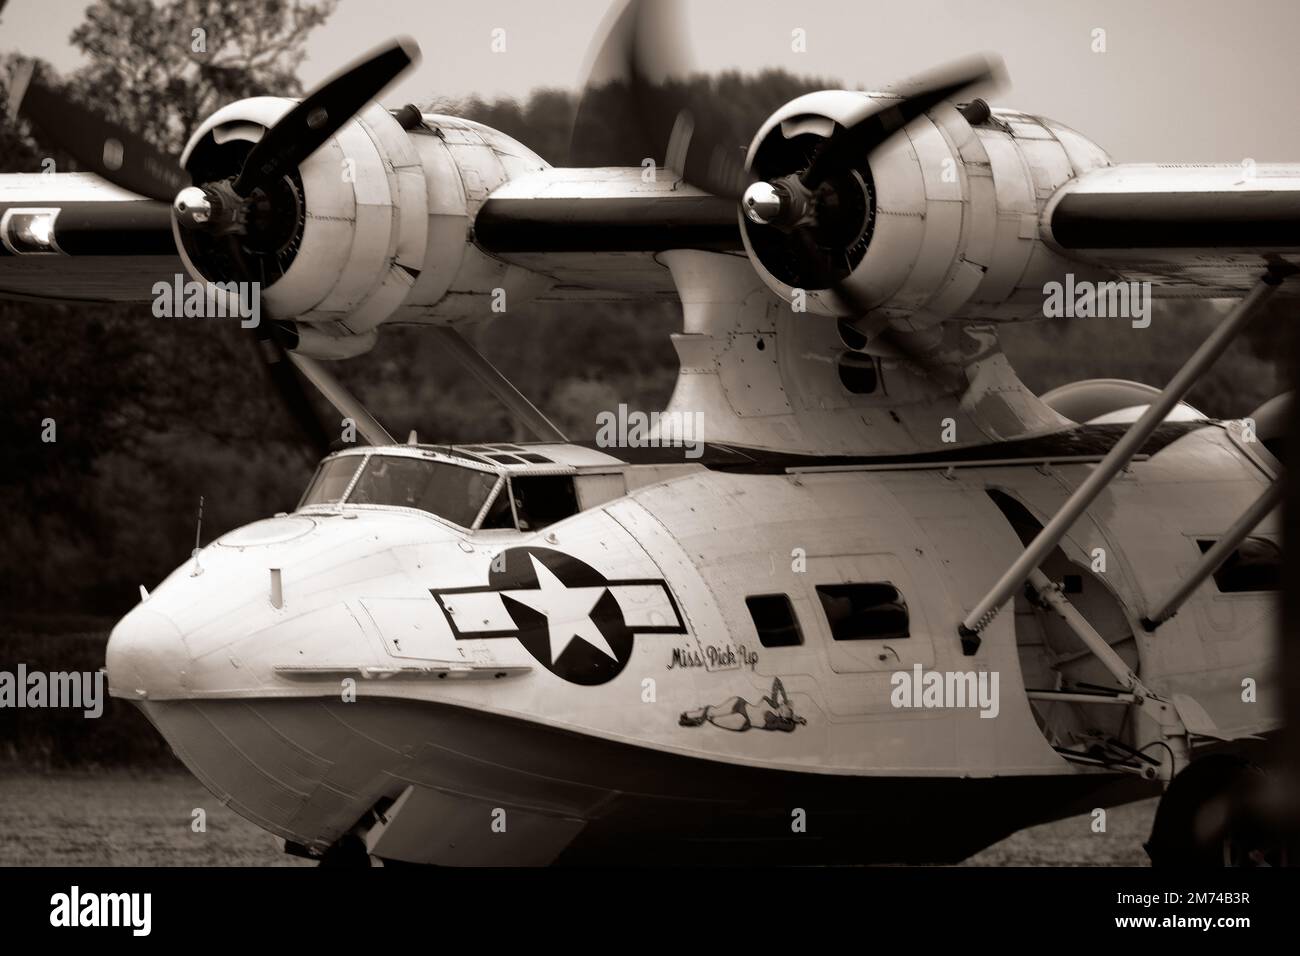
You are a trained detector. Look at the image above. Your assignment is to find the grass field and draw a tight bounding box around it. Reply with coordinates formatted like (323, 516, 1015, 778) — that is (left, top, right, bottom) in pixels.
(0, 770, 1156, 867)
(0, 771, 310, 867)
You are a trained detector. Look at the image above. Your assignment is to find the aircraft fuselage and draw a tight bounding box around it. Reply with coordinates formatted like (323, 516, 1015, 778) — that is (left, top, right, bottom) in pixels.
(106, 419, 1279, 864)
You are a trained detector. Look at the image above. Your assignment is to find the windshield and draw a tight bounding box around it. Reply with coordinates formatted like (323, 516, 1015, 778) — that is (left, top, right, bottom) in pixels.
(299, 456, 363, 508)
(347, 455, 498, 527)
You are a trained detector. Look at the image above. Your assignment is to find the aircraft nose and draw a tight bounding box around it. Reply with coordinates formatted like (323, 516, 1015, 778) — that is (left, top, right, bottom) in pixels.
(105, 605, 192, 700)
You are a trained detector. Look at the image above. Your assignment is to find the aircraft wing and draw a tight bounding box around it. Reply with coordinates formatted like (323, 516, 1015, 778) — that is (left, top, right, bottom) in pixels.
(476, 163, 1300, 298)
(1045, 163, 1300, 295)
(472, 167, 744, 296)
(7, 162, 1300, 307)
(0, 172, 180, 303)
(474, 168, 742, 253)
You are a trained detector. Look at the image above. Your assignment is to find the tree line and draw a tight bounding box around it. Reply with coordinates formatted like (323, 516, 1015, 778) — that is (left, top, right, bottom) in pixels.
(0, 0, 1283, 615)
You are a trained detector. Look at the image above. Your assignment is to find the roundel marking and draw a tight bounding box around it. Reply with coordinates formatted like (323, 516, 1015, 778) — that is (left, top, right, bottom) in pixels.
(431, 546, 686, 685)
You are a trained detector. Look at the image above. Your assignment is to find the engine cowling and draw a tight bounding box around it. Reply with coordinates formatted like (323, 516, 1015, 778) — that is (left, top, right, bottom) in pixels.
(178, 99, 551, 356)
(740, 90, 1112, 328)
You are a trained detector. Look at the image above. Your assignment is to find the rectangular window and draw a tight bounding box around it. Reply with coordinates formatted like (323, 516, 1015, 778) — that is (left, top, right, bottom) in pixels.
(745, 594, 803, 648)
(816, 583, 909, 641)
(1197, 537, 1281, 593)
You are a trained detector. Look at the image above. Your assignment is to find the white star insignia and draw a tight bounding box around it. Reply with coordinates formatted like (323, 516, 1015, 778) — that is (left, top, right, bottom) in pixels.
(503, 555, 618, 664)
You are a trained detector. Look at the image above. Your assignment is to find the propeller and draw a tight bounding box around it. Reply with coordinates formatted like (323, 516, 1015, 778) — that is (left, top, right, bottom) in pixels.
(739, 52, 1004, 256)
(232, 37, 419, 198)
(570, 0, 755, 200)
(14, 73, 187, 202)
(798, 55, 1005, 192)
(575, 1, 1004, 308)
(223, 234, 334, 460)
(14, 39, 421, 457)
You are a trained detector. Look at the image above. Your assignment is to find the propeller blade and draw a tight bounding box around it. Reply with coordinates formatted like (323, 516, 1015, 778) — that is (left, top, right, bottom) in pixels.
(802, 54, 1005, 189)
(13, 68, 187, 202)
(223, 235, 332, 458)
(254, 328, 334, 460)
(232, 36, 420, 197)
(570, 0, 755, 199)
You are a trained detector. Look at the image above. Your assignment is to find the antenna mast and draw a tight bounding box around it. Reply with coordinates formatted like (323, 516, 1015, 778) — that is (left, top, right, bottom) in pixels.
(190, 495, 205, 577)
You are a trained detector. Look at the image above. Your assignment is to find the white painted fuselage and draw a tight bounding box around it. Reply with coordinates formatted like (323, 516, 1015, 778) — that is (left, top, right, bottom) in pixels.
(107, 421, 1280, 865)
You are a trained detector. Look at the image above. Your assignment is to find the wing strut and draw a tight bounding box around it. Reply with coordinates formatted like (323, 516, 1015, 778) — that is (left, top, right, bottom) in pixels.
(432, 327, 568, 443)
(287, 353, 395, 447)
(957, 269, 1289, 654)
(1027, 568, 1142, 691)
(282, 327, 567, 451)
(1141, 479, 1283, 631)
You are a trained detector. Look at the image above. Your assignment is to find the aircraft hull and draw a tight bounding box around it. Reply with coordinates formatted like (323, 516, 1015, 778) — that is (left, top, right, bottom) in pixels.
(136, 694, 1155, 866)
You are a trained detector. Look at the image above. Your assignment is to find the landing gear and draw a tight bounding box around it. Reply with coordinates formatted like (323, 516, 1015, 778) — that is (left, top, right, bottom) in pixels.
(1145, 754, 1290, 867)
(315, 834, 382, 868)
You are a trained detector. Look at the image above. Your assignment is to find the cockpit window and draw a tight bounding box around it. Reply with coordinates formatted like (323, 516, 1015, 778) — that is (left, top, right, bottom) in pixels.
(299, 456, 363, 508)
(347, 455, 497, 528)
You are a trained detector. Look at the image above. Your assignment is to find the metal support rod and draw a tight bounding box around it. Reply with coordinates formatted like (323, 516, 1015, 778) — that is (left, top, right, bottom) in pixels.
(1026, 690, 1136, 705)
(433, 326, 568, 443)
(1027, 568, 1139, 691)
(287, 352, 395, 447)
(958, 272, 1283, 653)
(1143, 479, 1284, 630)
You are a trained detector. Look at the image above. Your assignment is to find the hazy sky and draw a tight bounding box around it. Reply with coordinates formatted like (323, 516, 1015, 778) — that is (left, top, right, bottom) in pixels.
(4, 0, 1299, 163)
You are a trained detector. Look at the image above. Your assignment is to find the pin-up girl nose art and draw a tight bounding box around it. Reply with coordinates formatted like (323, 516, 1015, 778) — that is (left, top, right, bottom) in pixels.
(679, 677, 807, 732)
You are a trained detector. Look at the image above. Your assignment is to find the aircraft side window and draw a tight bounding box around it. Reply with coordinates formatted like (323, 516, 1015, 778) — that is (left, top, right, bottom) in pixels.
(1196, 536, 1281, 593)
(815, 582, 910, 641)
(745, 594, 803, 648)
(511, 476, 578, 531)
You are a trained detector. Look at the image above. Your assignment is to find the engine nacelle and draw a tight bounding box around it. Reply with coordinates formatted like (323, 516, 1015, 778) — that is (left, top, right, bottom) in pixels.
(741, 90, 1113, 329)
(178, 98, 551, 356)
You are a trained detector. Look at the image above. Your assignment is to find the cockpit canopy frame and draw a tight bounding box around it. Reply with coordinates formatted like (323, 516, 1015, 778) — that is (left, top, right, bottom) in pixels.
(296, 444, 589, 533)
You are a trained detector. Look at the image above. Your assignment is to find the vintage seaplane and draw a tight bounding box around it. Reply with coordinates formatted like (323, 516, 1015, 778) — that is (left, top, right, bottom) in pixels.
(2, 0, 1296, 865)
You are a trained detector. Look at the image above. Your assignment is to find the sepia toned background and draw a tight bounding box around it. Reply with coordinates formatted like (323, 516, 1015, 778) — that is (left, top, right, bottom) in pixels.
(0, 0, 1291, 621)
(0, 1, 1291, 863)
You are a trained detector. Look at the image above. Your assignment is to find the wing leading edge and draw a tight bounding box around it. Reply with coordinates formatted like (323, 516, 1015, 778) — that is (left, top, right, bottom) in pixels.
(1045, 164, 1300, 295)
